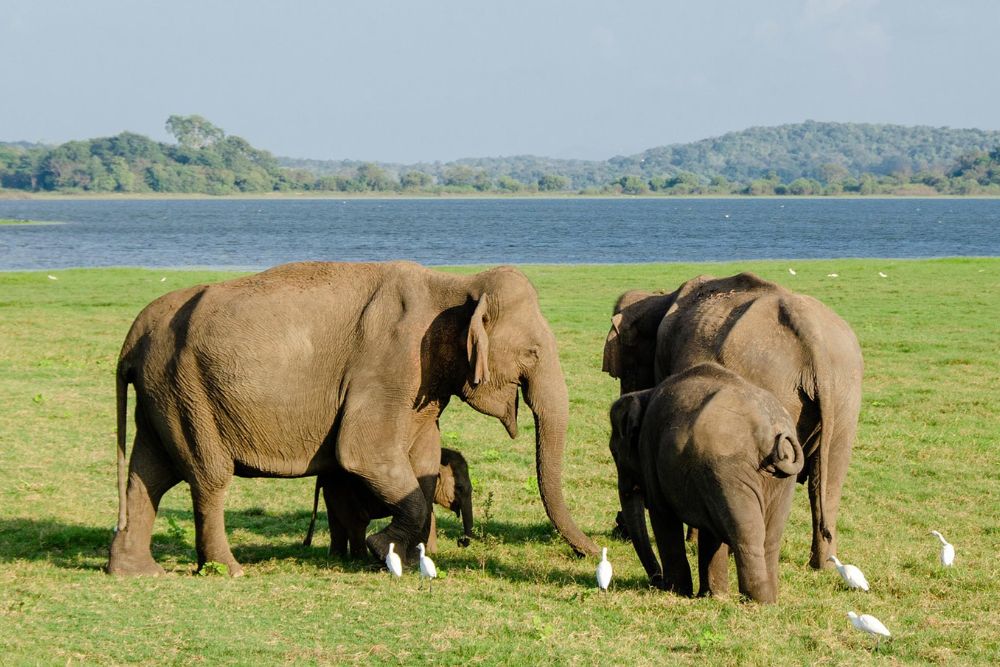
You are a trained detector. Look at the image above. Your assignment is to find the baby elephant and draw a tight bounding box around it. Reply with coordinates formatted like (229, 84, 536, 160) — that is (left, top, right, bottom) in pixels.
(610, 363, 804, 603)
(303, 447, 474, 558)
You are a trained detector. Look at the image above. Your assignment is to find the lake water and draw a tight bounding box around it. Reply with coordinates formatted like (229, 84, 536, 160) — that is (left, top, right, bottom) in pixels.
(0, 198, 997, 271)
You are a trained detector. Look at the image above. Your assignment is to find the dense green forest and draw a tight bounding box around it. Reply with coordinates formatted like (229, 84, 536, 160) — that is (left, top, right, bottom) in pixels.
(2, 116, 999, 196)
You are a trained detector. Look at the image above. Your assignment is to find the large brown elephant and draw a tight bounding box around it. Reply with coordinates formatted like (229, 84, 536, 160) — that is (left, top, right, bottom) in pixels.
(602, 272, 863, 568)
(108, 261, 597, 576)
(610, 363, 804, 603)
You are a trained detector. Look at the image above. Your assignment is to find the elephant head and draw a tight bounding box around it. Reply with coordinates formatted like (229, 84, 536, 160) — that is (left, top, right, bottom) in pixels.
(436, 448, 474, 547)
(455, 267, 597, 556)
(602, 289, 675, 394)
(608, 389, 663, 586)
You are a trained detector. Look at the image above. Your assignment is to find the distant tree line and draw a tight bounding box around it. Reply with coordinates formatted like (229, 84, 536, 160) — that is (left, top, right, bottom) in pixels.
(2, 117, 999, 196)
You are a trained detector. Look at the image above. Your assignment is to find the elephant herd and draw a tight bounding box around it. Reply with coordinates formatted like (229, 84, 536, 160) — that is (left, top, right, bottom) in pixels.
(107, 261, 862, 603)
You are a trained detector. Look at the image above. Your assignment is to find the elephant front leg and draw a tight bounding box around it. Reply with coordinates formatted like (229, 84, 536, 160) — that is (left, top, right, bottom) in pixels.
(107, 431, 180, 576)
(696, 529, 730, 598)
(426, 511, 438, 554)
(191, 479, 243, 577)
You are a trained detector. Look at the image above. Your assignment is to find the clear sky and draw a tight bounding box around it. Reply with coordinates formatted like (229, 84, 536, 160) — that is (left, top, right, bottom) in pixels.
(3, 0, 998, 163)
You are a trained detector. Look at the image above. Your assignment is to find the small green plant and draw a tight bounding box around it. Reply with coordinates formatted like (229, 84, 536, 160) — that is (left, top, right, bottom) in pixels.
(198, 561, 229, 577)
(523, 476, 539, 494)
(165, 516, 187, 543)
(695, 628, 723, 651)
(530, 614, 555, 641)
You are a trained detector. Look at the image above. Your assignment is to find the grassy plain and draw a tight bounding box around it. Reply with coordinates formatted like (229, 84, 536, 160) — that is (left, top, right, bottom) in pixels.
(0, 259, 997, 665)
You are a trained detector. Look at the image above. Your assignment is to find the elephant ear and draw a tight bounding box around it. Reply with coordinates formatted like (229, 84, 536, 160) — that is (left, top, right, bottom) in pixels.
(602, 312, 625, 377)
(610, 391, 647, 468)
(466, 294, 491, 386)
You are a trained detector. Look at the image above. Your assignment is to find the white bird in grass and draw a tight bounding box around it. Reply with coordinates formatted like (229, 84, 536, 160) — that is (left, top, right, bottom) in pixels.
(47, 275, 58, 280)
(596, 547, 612, 592)
(417, 542, 437, 591)
(847, 611, 891, 649)
(828, 555, 870, 591)
(827, 273, 839, 278)
(930, 530, 955, 567)
(878, 271, 888, 278)
(788, 268, 797, 275)
(385, 542, 402, 580)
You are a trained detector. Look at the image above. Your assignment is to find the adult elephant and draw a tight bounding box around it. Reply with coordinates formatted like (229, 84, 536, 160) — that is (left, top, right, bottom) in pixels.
(602, 272, 862, 568)
(109, 261, 597, 576)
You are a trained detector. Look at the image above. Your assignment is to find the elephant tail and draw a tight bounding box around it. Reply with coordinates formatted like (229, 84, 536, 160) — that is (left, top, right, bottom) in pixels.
(780, 298, 834, 542)
(115, 359, 130, 532)
(303, 477, 322, 547)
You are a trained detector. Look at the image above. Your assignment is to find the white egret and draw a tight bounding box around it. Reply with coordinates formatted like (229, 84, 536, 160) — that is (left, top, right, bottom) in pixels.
(385, 542, 402, 580)
(878, 271, 888, 278)
(828, 555, 870, 591)
(788, 268, 797, 275)
(847, 611, 891, 649)
(930, 530, 955, 567)
(827, 273, 839, 278)
(417, 542, 438, 591)
(47, 275, 58, 280)
(596, 547, 612, 592)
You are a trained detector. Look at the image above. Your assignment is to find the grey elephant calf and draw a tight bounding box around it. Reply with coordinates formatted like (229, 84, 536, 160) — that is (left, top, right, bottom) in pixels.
(303, 447, 474, 558)
(610, 363, 804, 603)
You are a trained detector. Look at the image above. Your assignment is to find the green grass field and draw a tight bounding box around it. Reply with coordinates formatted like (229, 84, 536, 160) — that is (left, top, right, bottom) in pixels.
(1, 259, 997, 665)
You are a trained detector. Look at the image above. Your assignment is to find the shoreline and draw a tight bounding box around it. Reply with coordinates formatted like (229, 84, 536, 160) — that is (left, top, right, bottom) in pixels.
(3, 191, 1000, 202)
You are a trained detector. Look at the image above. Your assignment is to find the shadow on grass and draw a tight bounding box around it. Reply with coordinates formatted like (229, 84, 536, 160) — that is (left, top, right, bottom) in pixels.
(0, 510, 614, 579)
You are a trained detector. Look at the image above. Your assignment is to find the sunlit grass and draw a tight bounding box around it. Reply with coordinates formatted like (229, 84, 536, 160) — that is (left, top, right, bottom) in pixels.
(0, 259, 997, 664)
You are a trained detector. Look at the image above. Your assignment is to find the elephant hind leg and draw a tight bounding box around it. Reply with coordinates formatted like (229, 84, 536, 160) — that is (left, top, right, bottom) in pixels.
(191, 478, 243, 577)
(107, 427, 180, 576)
(648, 506, 693, 597)
(697, 529, 730, 598)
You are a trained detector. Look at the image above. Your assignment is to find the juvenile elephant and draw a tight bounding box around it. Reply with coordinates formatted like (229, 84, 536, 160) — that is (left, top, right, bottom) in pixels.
(603, 272, 862, 568)
(610, 363, 805, 603)
(109, 261, 597, 576)
(302, 447, 474, 557)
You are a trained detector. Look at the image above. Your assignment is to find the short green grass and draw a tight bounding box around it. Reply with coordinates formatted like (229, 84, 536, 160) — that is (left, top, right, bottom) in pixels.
(1, 259, 997, 665)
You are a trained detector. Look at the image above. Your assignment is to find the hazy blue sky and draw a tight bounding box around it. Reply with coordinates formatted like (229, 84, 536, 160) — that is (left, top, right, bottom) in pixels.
(3, 1, 998, 162)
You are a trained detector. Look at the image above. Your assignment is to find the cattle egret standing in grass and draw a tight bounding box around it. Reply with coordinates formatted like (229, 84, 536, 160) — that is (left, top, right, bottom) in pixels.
(417, 542, 437, 591)
(879, 271, 888, 278)
(788, 268, 797, 275)
(385, 543, 402, 580)
(930, 531, 955, 566)
(828, 556, 870, 591)
(596, 547, 612, 592)
(848, 611, 891, 649)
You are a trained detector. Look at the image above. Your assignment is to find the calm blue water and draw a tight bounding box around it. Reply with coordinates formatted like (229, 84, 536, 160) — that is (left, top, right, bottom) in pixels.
(0, 198, 996, 270)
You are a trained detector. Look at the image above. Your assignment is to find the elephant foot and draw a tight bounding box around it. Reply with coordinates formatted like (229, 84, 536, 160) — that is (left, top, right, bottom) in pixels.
(809, 543, 835, 569)
(107, 533, 166, 576)
(367, 528, 415, 565)
(106, 552, 166, 577)
(457, 536, 471, 548)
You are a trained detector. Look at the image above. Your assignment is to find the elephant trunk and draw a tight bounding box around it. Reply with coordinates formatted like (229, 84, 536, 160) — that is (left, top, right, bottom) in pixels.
(459, 493, 474, 545)
(523, 355, 599, 557)
(619, 486, 662, 585)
